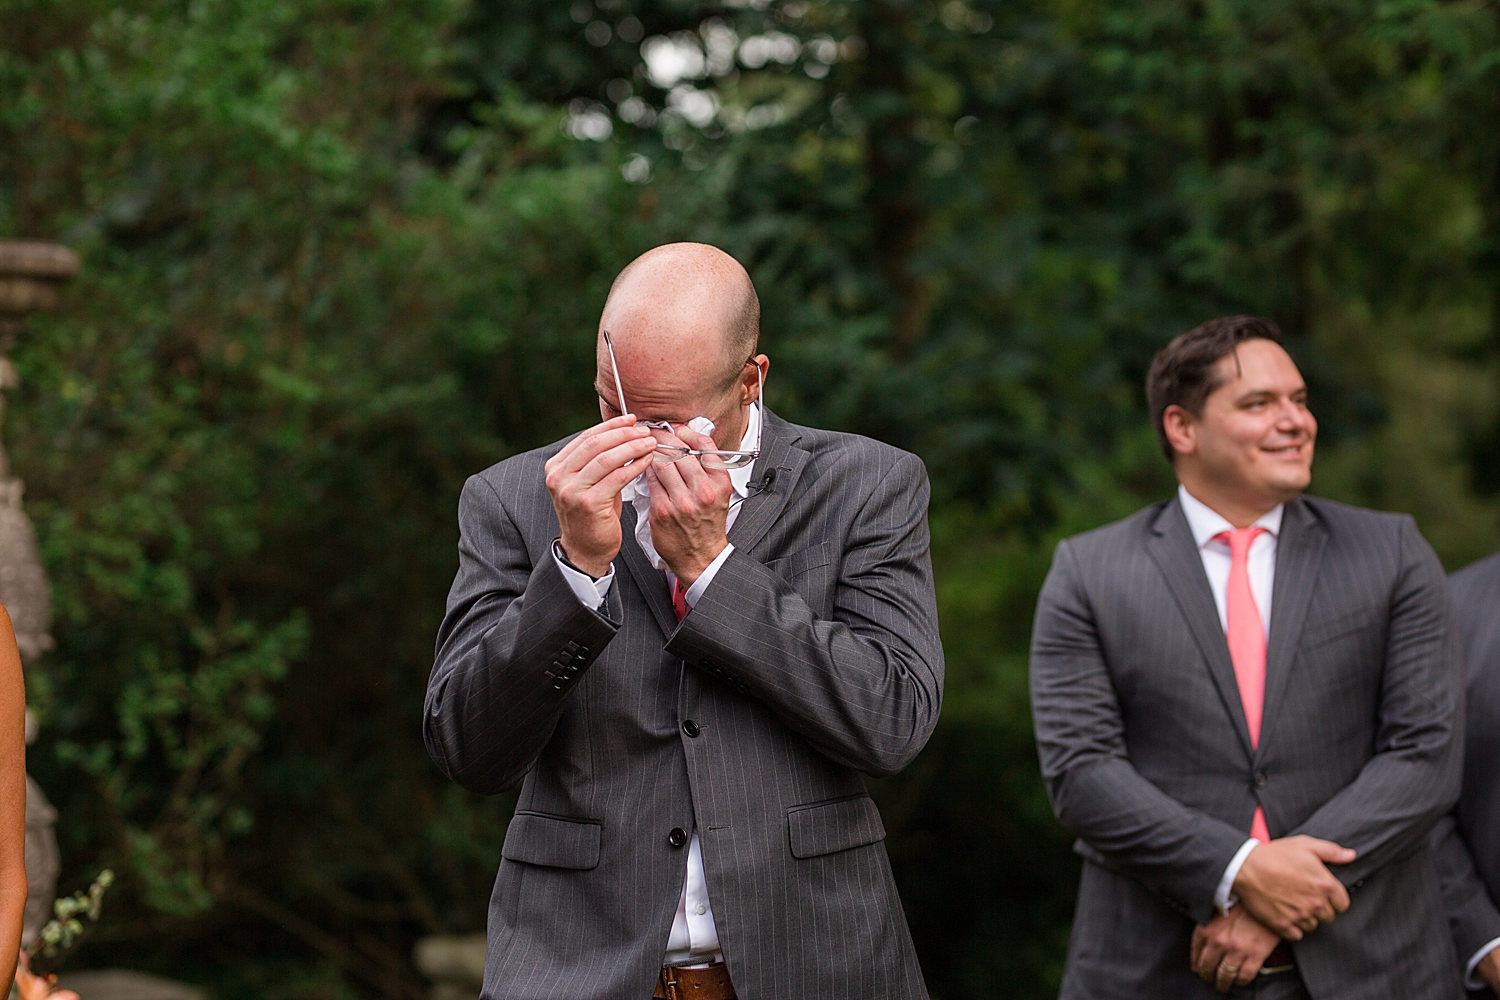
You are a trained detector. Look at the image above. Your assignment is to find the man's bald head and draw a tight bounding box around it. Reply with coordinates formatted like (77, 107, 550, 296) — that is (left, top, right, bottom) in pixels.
(599, 243, 760, 394)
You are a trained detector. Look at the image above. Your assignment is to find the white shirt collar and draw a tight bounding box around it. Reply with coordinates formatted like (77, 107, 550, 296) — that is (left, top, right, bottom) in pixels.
(1178, 484, 1284, 550)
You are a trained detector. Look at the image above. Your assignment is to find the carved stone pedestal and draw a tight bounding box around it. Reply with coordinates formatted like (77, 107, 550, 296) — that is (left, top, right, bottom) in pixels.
(0, 240, 77, 947)
(415, 934, 485, 1000)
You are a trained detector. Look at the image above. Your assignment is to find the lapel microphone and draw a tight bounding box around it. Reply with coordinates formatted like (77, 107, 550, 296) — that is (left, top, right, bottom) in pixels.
(730, 467, 776, 512)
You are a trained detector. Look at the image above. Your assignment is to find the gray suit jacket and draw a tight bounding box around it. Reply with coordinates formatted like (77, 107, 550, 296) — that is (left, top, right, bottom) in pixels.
(425, 410, 943, 1000)
(1030, 494, 1464, 1000)
(1433, 550, 1500, 990)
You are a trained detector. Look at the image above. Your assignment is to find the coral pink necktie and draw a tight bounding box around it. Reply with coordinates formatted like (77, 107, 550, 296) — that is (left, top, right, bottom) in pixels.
(1215, 526, 1272, 844)
(671, 578, 689, 622)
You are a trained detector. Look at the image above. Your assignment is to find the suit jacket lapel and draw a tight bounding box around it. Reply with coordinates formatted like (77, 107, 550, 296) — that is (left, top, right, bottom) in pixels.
(1146, 498, 1255, 761)
(1261, 496, 1326, 753)
(727, 410, 808, 556)
(617, 503, 678, 638)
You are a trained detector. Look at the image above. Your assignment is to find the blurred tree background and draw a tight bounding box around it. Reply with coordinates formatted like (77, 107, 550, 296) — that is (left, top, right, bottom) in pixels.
(2, 0, 1499, 995)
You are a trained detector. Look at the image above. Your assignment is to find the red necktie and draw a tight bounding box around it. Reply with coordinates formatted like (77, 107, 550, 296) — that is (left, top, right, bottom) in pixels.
(1215, 526, 1272, 844)
(671, 578, 689, 622)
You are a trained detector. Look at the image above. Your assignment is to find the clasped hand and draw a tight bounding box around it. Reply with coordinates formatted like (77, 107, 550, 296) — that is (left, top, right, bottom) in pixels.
(546, 415, 732, 585)
(1233, 835, 1355, 939)
(1192, 906, 1280, 992)
(1191, 834, 1357, 993)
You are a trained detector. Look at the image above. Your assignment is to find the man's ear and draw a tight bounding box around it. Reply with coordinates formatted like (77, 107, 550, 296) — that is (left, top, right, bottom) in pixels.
(1161, 404, 1196, 459)
(743, 355, 769, 404)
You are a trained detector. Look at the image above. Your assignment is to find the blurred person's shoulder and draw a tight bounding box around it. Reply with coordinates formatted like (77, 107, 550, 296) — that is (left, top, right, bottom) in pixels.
(1451, 547, 1500, 600)
(1296, 494, 1427, 559)
(1062, 492, 1419, 548)
(1057, 499, 1171, 562)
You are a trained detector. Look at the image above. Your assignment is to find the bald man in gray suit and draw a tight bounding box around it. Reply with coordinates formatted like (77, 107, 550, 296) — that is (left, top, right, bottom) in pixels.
(425, 244, 942, 1000)
(1434, 550, 1500, 994)
(1031, 317, 1464, 999)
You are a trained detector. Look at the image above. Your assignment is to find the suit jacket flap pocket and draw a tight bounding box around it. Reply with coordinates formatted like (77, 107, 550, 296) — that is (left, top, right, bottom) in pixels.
(502, 812, 601, 870)
(766, 542, 833, 580)
(787, 795, 886, 859)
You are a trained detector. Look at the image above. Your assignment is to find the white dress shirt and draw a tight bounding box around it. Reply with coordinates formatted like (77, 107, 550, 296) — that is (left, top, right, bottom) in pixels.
(1468, 937, 1500, 990)
(553, 401, 761, 967)
(1177, 485, 1284, 916)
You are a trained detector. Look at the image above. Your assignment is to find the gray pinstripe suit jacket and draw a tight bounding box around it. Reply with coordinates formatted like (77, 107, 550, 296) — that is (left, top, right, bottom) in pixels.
(1030, 494, 1465, 1000)
(1433, 551, 1500, 989)
(425, 410, 942, 1000)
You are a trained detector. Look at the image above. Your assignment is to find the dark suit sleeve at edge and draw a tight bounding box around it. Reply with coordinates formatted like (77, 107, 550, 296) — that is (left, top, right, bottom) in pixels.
(1289, 517, 1464, 888)
(665, 451, 944, 778)
(424, 473, 620, 795)
(1432, 813, 1500, 976)
(1029, 538, 1250, 926)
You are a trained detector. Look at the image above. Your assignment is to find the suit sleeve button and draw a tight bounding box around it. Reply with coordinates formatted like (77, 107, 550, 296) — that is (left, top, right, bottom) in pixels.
(682, 720, 700, 738)
(668, 828, 688, 848)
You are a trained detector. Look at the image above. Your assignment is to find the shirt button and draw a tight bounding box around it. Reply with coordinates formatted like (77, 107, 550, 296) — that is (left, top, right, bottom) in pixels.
(682, 720, 700, 738)
(668, 827, 688, 848)
(695, 903, 707, 915)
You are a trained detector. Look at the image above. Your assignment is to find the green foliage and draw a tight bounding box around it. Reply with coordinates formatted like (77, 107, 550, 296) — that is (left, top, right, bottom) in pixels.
(30, 869, 114, 962)
(2, 0, 1499, 996)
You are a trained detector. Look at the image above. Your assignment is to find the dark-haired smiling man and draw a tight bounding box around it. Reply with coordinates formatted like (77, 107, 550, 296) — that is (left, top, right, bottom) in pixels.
(1030, 317, 1464, 998)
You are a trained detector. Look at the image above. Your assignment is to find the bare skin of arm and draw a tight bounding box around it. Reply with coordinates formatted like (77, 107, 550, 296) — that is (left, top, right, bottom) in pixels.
(0, 604, 27, 986)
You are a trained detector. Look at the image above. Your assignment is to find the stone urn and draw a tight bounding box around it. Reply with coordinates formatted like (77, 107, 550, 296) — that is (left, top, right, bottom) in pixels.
(414, 934, 486, 1000)
(0, 239, 78, 946)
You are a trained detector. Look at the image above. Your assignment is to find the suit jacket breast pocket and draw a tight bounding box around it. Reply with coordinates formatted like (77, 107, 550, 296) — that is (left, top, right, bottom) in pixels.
(765, 543, 835, 612)
(501, 811, 601, 870)
(786, 794, 886, 859)
(1300, 608, 1382, 652)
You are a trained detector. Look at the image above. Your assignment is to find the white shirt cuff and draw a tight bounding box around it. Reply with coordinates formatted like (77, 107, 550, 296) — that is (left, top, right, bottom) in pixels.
(1466, 937, 1500, 990)
(552, 542, 613, 611)
(1215, 838, 1261, 915)
(682, 543, 735, 608)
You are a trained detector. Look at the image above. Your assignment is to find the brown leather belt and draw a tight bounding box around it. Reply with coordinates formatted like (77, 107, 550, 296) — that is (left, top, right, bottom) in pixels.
(1261, 941, 1296, 975)
(653, 964, 736, 999)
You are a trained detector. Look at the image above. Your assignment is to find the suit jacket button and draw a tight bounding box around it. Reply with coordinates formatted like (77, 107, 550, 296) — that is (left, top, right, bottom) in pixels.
(682, 720, 700, 738)
(1253, 770, 1268, 789)
(668, 827, 688, 848)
